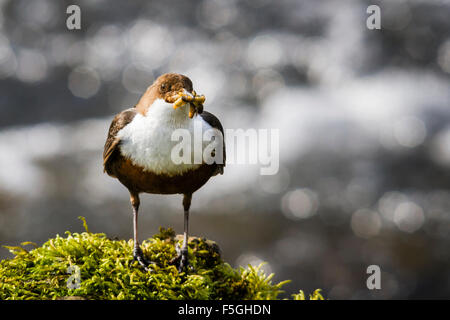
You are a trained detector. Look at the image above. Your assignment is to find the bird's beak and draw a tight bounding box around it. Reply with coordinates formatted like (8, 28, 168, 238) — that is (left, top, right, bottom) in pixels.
(172, 89, 205, 118)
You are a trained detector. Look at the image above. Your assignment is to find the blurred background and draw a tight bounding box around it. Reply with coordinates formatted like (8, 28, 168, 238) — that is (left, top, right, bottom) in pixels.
(1, 0, 450, 299)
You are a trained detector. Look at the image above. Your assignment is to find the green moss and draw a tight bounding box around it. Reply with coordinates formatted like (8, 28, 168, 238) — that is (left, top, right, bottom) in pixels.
(292, 289, 324, 300)
(0, 218, 323, 300)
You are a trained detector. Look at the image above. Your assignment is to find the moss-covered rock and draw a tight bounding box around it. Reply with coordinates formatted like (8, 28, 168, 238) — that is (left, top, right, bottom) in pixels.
(0, 218, 323, 300)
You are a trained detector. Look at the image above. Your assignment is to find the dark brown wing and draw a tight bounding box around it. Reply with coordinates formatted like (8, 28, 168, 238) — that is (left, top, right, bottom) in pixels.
(199, 110, 226, 175)
(103, 108, 137, 176)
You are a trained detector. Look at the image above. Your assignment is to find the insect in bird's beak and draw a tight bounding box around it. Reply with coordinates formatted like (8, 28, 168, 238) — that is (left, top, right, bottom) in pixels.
(172, 89, 205, 118)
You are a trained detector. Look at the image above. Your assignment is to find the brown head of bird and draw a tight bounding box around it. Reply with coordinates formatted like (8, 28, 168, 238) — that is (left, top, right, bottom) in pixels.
(135, 73, 205, 118)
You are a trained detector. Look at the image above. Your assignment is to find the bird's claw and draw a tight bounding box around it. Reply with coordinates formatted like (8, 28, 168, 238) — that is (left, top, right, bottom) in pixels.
(170, 245, 192, 273)
(178, 249, 188, 273)
(132, 246, 156, 272)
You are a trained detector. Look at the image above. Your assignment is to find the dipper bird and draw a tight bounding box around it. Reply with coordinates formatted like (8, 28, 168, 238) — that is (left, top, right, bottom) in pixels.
(103, 73, 225, 272)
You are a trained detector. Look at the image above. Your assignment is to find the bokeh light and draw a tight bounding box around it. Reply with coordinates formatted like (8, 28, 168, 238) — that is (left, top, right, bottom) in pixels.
(281, 188, 319, 220)
(350, 209, 382, 238)
(68, 66, 101, 98)
(0, 0, 450, 300)
(393, 201, 425, 233)
(16, 49, 47, 83)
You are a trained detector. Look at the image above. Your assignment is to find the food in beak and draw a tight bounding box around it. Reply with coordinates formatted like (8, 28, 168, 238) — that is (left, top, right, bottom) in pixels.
(172, 90, 205, 118)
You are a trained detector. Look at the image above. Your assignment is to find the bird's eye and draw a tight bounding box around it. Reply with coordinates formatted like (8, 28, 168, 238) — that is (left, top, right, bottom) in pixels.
(160, 83, 167, 91)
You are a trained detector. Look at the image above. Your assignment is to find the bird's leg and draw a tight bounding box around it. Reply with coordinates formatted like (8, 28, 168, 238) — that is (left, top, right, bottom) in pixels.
(171, 193, 192, 272)
(180, 193, 192, 272)
(130, 192, 153, 271)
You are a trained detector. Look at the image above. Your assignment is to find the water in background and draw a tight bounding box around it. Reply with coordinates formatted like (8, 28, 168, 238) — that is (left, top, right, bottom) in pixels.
(0, 0, 450, 299)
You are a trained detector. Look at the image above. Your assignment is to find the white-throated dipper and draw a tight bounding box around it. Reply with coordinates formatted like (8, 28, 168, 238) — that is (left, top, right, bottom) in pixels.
(103, 73, 225, 271)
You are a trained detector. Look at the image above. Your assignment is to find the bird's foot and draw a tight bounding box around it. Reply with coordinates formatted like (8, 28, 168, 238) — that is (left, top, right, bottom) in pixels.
(170, 244, 193, 273)
(132, 246, 156, 272)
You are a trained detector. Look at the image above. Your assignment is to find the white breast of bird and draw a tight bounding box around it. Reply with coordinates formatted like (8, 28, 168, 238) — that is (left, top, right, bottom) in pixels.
(117, 98, 213, 176)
